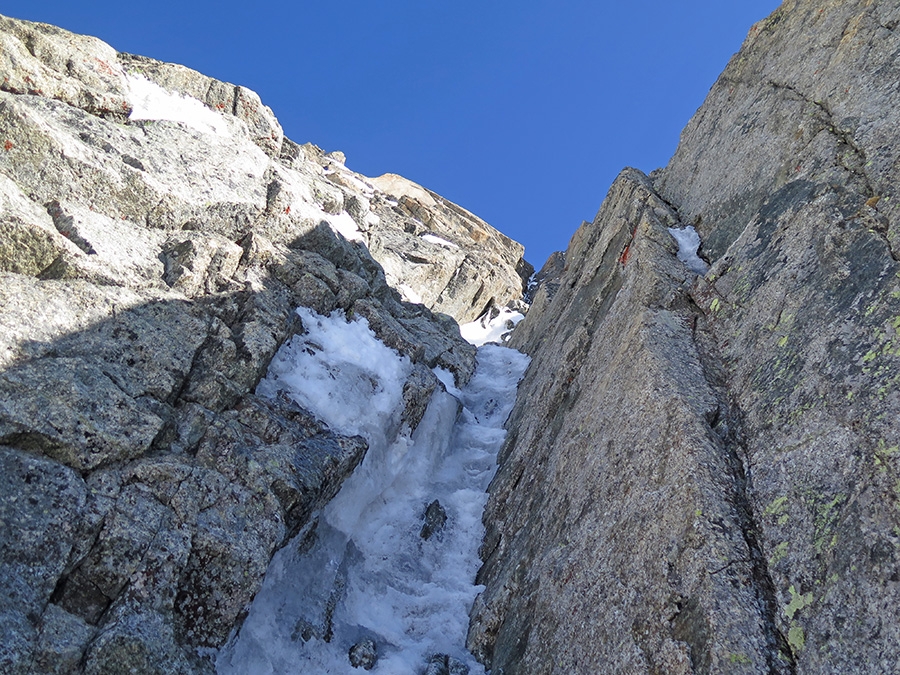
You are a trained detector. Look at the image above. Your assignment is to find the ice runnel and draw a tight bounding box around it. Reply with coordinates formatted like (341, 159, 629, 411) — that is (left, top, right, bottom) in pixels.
(667, 225, 709, 275)
(217, 308, 530, 674)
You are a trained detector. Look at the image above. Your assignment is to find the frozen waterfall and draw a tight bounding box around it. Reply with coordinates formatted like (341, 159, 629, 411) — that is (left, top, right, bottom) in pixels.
(216, 307, 529, 674)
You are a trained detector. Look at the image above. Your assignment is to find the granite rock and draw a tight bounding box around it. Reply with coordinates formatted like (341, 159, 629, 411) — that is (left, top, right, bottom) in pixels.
(0, 13, 512, 673)
(472, 2, 900, 672)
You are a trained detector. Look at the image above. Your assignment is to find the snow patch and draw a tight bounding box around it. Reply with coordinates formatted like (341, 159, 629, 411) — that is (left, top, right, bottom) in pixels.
(420, 234, 459, 249)
(328, 211, 364, 243)
(126, 74, 229, 136)
(218, 310, 530, 675)
(282, 181, 365, 244)
(460, 307, 525, 347)
(398, 284, 423, 305)
(668, 226, 709, 275)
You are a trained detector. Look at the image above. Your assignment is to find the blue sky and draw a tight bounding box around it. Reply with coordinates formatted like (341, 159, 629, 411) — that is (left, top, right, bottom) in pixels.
(4, 1, 781, 267)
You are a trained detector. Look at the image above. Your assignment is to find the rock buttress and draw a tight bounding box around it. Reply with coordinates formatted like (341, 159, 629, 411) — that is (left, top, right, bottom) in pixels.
(471, 1, 900, 672)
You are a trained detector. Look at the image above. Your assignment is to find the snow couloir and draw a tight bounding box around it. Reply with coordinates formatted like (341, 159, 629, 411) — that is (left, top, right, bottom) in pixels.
(217, 308, 529, 674)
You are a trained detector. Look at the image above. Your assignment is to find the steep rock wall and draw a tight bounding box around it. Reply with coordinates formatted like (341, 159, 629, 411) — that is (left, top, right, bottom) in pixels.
(0, 14, 526, 673)
(472, 1, 900, 673)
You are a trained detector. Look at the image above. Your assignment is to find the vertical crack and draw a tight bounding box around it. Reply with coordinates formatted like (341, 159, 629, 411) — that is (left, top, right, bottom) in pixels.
(718, 408, 797, 675)
(689, 299, 797, 674)
(765, 80, 874, 194)
(762, 79, 899, 263)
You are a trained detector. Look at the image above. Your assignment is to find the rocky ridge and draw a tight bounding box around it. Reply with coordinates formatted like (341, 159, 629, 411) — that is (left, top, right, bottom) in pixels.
(471, 1, 900, 673)
(0, 14, 527, 674)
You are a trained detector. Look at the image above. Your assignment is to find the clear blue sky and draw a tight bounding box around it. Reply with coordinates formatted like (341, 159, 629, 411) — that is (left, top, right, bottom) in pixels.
(3, 1, 781, 267)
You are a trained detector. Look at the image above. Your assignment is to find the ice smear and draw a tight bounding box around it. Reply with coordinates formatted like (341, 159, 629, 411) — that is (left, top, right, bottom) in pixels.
(667, 226, 709, 275)
(217, 310, 530, 675)
(126, 74, 229, 136)
(460, 307, 525, 347)
(255, 307, 410, 439)
(432, 367, 463, 399)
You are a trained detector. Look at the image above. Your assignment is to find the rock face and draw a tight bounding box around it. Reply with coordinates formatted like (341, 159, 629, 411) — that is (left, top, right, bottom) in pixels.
(471, 1, 900, 673)
(0, 14, 527, 673)
(365, 172, 532, 323)
(0, 14, 529, 326)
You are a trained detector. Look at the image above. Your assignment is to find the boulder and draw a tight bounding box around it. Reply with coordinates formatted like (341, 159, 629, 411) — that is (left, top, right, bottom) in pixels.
(348, 637, 378, 670)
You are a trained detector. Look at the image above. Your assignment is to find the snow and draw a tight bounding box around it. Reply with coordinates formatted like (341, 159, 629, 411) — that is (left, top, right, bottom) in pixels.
(420, 233, 459, 249)
(460, 307, 526, 347)
(126, 74, 229, 136)
(282, 183, 365, 243)
(667, 226, 709, 275)
(217, 309, 529, 675)
(398, 284, 424, 305)
(255, 307, 411, 439)
(328, 211, 365, 243)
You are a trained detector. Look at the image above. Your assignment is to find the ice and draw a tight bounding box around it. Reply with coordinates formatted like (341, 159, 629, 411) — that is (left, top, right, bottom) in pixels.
(126, 74, 229, 136)
(432, 368, 462, 399)
(460, 307, 525, 347)
(668, 226, 709, 275)
(420, 233, 459, 249)
(217, 308, 529, 675)
(256, 307, 410, 439)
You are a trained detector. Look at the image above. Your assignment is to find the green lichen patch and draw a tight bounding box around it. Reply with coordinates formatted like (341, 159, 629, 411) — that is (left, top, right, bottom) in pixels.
(874, 440, 900, 472)
(765, 496, 789, 517)
(728, 652, 752, 665)
(787, 623, 806, 652)
(769, 541, 789, 565)
(805, 492, 846, 555)
(785, 585, 814, 621)
(750, 349, 804, 413)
